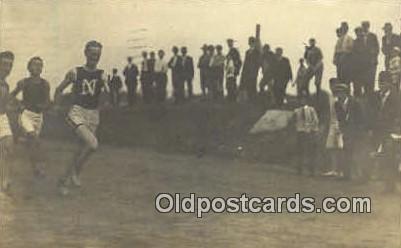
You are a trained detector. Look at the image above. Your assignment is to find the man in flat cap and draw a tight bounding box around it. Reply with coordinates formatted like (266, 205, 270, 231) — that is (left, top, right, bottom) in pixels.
(369, 71, 401, 192)
(304, 38, 324, 98)
(382, 22, 401, 70)
(334, 82, 364, 180)
(352, 27, 370, 97)
(197, 44, 210, 99)
(361, 21, 380, 96)
(181, 46, 194, 100)
(239, 36, 261, 102)
(334, 22, 353, 86)
(168, 46, 184, 104)
(226, 39, 242, 101)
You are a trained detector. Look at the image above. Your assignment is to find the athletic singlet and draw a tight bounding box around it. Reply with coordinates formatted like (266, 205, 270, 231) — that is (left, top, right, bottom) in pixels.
(20, 77, 49, 113)
(0, 81, 9, 115)
(71, 66, 105, 109)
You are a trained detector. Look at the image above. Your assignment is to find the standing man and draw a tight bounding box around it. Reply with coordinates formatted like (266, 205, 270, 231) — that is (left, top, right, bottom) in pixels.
(123, 56, 139, 107)
(334, 84, 364, 180)
(206, 45, 217, 100)
(382, 23, 400, 70)
(352, 27, 370, 97)
(181, 47, 194, 100)
(11, 57, 50, 178)
(226, 39, 242, 98)
(272, 47, 292, 107)
(140, 51, 152, 104)
(239, 36, 261, 102)
(334, 23, 354, 86)
(148, 51, 156, 102)
(108, 68, 122, 107)
(370, 71, 400, 191)
(154, 49, 169, 102)
(362, 21, 380, 96)
(214, 45, 226, 99)
(198, 44, 210, 99)
(168, 46, 184, 104)
(259, 44, 276, 93)
(0, 51, 14, 193)
(54, 40, 109, 195)
(304, 38, 323, 97)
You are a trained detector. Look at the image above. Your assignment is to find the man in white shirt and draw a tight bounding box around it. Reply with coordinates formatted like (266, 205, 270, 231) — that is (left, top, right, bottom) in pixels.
(154, 50, 169, 102)
(333, 22, 353, 85)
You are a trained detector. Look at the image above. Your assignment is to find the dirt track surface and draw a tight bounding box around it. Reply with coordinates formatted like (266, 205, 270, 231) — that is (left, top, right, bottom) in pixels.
(0, 140, 400, 248)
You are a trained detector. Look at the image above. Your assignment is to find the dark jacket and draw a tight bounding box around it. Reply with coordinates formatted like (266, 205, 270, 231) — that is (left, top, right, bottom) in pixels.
(335, 97, 364, 139)
(352, 37, 370, 75)
(109, 75, 122, 90)
(123, 64, 139, 83)
(366, 32, 380, 64)
(227, 47, 242, 76)
(181, 55, 194, 80)
(382, 34, 401, 56)
(370, 90, 401, 140)
(273, 57, 292, 83)
(168, 55, 183, 80)
(240, 48, 261, 85)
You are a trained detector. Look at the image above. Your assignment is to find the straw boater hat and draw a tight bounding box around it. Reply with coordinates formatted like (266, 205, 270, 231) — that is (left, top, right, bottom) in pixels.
(333, 83, 349, 93)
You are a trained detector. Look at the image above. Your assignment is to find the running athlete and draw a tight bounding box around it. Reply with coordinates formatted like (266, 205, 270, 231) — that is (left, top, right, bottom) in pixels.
(11, 57, 50, 178)
(54, 40, 109, 195)
(0, 51, 15, 193)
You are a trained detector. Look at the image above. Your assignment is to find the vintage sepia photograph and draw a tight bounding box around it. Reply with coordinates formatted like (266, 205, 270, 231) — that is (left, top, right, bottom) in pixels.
(0, 0, 400, 247)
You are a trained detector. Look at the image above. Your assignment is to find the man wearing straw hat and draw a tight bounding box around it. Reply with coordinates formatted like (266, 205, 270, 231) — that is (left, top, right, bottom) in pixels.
(381, 22, 400, 70)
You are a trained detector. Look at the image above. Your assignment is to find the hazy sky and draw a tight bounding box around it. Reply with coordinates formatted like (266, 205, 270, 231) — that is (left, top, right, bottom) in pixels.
(1, 0, 400, 95)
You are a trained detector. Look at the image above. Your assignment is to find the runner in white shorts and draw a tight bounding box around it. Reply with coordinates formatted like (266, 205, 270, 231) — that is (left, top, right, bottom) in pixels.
(11, 57, 50, 178)
(0, 51, 15, 193)
(54, 40, 109, 195)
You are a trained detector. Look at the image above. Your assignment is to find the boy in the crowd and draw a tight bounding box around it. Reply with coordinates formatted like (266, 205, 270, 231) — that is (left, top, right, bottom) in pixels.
(0, 51, 15, 193)
(11, 56, 50, 178)
(293, 92, 319, 176)
(292, 58, 310, 98)
(225, 53, 237, 102)
(108, 68, 122, 107)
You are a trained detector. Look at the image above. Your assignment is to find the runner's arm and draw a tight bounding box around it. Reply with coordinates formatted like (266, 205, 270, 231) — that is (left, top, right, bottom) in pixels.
(54, 69, 75, 105)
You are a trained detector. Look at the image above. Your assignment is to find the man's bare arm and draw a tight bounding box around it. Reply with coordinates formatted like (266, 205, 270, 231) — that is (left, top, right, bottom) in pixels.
(54, 70, 75, 105)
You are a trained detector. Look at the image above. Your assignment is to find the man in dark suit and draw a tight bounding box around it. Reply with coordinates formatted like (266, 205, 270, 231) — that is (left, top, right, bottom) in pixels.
(362, 21, 380, 96)
(123, 56, 139, 106)
(334, 84, 364, 180)
(108, 68, 123, 107)
(198, 44, 210, 98)
(181, 47, 194, 99)
(168, 46, 184, 104)
(239, 36, 261, 102)
(140, 51, 152, 104)
(352, 27, 370, 97)
(226, 39, 242, 98)
(272, 47, 292, 107)
(382, 23, 400, 70)
(369, 71, 400, 191)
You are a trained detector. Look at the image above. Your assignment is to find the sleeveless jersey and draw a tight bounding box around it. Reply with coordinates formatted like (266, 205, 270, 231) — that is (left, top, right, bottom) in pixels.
(0, 81, 9, 114)
(21, 77, 49, 113)
(71, 66, 105, 109)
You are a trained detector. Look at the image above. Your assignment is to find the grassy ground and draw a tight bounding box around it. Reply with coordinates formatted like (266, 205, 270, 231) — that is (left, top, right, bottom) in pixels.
(0, 140, 399, 248)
